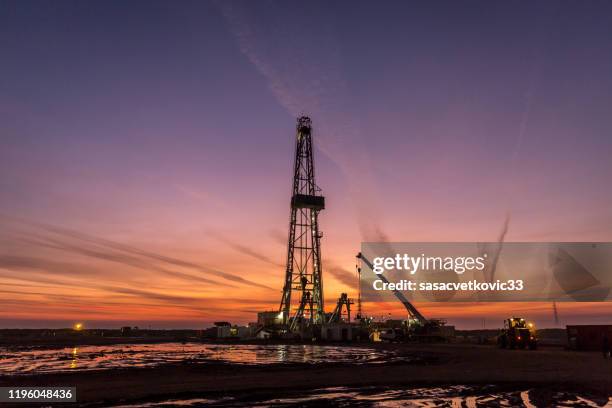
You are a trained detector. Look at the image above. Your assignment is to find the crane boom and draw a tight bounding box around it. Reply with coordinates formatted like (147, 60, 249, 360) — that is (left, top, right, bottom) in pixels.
(356, 252, 427, 324)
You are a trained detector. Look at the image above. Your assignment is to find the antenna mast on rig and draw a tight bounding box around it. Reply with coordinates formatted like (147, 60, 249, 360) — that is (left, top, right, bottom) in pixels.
(356, 260, 363, 320)
(279, 116, 325, 330)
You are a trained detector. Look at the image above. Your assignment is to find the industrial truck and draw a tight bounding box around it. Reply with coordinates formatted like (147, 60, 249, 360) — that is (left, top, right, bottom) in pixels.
(497, 317, 538, 349)
(356, 253, 455, 342)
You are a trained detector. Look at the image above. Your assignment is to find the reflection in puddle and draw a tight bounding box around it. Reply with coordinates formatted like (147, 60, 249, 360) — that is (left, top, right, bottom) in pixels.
(0, 343, 400, 374)
(114, 386, 612, 408)
(70, 347, 78, 369)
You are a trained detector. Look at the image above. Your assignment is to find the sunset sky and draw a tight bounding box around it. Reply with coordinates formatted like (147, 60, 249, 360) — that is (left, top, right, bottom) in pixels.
(1, 1, 611, 329)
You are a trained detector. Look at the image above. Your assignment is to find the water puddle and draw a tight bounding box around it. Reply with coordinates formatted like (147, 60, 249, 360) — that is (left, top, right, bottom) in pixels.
(0, 343, 403, 374)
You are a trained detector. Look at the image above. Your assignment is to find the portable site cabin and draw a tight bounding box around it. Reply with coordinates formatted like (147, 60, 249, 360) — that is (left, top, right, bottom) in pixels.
(567, 325, 612, 350)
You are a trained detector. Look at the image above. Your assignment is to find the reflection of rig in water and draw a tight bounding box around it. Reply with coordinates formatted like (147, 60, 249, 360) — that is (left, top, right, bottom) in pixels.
(256, 116, 454, 342)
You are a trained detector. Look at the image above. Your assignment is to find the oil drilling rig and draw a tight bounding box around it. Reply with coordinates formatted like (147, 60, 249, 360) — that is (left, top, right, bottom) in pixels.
(279, 116, 326, 331)
(256, 116, 354, 339)
(255, 116, 453, 342)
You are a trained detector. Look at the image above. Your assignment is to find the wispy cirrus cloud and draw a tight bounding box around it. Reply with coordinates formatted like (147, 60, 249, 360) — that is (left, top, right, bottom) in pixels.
(10, 218, 273, 290)
(0, 215, 278, 323)
(325, 260, 357, 290)
(218, 1, 389, 242)
(209, 230, 283, 267)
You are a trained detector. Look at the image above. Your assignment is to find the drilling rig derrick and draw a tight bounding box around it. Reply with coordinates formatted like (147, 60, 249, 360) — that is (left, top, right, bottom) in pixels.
(279, 116, 325, 331)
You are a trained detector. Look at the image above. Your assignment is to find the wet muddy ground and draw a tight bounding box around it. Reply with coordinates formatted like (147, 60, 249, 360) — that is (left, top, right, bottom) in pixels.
(115, 385, 612, 407)
(1, 342, 610, 407)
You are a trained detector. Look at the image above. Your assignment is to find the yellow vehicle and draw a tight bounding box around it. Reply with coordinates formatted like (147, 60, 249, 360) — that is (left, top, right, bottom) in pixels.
(498, 317, 537, 349)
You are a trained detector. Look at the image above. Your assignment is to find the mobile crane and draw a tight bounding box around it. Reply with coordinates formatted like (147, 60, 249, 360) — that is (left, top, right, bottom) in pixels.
(356, 252, 453, 342)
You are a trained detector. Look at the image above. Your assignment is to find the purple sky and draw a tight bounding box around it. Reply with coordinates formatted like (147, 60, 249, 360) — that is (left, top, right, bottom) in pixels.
(1, 1, 611, 328)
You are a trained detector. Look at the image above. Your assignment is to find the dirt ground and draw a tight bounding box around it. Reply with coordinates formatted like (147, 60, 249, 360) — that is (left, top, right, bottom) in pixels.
(1, 343, 610, 407)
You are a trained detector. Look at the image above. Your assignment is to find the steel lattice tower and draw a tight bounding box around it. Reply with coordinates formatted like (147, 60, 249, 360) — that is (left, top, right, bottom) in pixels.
(279, 116, 325, 330)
